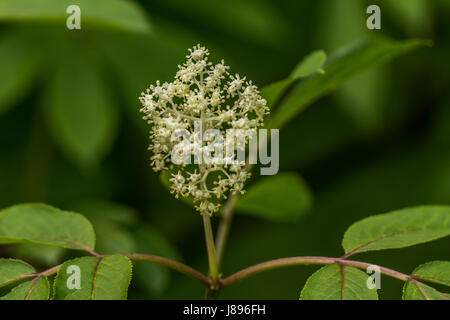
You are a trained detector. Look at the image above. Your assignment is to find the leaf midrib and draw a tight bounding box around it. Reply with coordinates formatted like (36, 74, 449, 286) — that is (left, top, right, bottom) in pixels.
(346, 226, 450, 256)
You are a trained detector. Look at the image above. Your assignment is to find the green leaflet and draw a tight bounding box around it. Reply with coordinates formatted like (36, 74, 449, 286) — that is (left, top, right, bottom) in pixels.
(53, 256, 98, 300)
(290, 51, 327, 79)
(268, 38, 430, 129)
(411, 261, 450, 287)
(0, 259, 35, 288)
(44, 52, 119, 167)
(0, 258, 49, 301)
(0, 203, 96, 251)
(0, 0, 151, 33)
(1, 277, 50, 300)
(402, 261, 450, 300)
(342, 206, 450, 255)
(300, 264, 378, 300)
(261, 50, 327, 108)
(235, 172, 313, 222)
(90, 255, 132, 300)
(53, 255, 132, 300)
(403, 280, 450, 300)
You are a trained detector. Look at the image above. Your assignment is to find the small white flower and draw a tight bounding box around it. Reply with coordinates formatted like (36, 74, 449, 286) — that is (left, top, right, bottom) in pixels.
(139, 44, 269, 215)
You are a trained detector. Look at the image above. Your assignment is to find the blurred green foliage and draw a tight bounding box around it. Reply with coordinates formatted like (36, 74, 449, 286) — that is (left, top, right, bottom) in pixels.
(0, 0, 449, 299)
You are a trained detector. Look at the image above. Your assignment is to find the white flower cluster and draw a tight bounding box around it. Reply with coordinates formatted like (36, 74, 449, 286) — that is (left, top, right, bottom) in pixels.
(139, 45, 269, 215)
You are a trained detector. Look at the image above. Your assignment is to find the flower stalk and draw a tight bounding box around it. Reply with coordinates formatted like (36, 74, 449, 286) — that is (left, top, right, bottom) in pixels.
(202, 213, 220, 287)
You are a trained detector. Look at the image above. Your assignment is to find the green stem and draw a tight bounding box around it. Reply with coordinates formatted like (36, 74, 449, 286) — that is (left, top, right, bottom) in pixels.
(202, 213, 220, 286)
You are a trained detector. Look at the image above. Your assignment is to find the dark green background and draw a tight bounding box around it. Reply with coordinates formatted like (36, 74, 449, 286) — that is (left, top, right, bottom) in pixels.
(0, 0, 449, 299)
